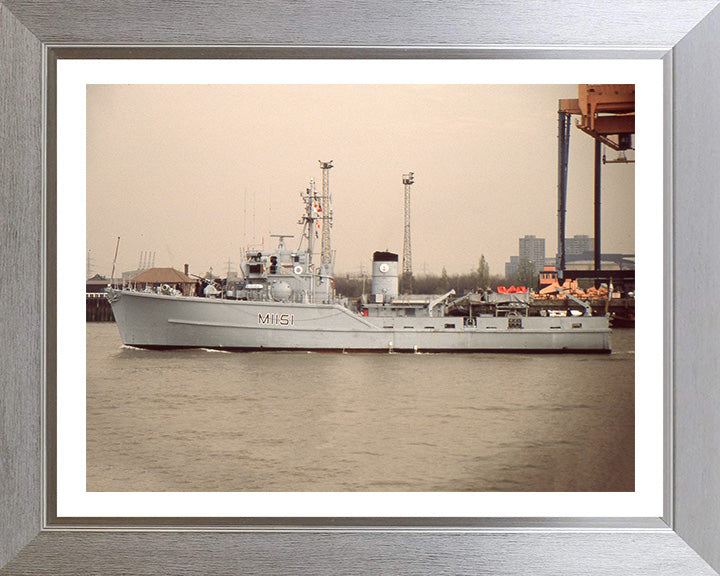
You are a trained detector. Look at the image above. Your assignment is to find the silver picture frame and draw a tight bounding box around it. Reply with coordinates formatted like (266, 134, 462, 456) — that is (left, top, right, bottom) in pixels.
(2, 1, 720, 574)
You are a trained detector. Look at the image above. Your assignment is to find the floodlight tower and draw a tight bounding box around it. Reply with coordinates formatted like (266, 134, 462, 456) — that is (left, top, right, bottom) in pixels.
(401, 172, 415, 292)
(319, 160, 333, 265)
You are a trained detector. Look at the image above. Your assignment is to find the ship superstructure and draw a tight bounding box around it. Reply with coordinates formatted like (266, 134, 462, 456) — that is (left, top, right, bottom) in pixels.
(233, 178, 335, 305)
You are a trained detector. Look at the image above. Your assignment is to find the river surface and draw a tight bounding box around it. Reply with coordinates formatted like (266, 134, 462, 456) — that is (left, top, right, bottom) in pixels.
(86, 323, 634, 492)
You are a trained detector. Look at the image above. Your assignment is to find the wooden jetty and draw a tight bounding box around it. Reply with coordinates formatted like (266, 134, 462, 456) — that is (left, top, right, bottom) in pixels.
(86, 293, 114, 322)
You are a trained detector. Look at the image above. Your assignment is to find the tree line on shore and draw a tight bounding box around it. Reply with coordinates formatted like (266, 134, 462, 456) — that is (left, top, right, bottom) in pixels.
(335, 255, 534, 297)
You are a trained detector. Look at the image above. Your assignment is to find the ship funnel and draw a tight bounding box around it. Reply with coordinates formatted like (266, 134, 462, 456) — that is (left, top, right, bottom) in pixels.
(371, 251, 399, 302)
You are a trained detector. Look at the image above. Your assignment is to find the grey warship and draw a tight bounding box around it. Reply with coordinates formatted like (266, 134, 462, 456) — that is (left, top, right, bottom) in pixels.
(107, 171, 611, 353)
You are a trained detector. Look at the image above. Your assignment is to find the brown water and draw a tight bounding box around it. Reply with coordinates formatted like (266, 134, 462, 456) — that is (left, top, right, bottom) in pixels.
(86, 323, 634, 492)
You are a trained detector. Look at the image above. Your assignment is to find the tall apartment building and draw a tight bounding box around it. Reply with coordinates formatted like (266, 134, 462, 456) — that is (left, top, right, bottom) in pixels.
(518, 235, 545, 274)
(505, 235, 546, 279)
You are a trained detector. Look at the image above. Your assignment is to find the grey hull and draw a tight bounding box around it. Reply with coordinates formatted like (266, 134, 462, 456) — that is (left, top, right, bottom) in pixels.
(108, 289, 611, 352)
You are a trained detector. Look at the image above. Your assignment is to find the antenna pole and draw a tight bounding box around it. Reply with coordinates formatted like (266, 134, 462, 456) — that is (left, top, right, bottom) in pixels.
(110, 236, 120, 288)
(242, 187, 247, 260)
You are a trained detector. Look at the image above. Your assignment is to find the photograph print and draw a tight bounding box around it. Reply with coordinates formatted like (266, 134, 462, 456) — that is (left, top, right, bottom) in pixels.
(85, 82, 635, 493)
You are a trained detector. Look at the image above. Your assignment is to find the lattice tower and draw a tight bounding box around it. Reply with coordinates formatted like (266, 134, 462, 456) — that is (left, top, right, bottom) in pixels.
(401, 172, 414, 285)
(319, 160, 333, 265)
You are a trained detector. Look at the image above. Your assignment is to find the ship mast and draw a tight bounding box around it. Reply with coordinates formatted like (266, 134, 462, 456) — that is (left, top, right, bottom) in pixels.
(299, 178, 319, 266)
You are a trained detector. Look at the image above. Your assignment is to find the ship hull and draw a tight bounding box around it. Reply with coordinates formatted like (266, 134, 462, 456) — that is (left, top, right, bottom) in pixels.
(108, 289, 611, 353)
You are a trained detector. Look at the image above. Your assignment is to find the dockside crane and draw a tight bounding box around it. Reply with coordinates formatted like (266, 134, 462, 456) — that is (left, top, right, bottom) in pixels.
(557, 84, 635, 286)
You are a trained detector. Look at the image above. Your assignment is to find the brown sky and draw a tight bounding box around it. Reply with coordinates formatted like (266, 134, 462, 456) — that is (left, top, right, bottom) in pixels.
(86, 84, 634, 279)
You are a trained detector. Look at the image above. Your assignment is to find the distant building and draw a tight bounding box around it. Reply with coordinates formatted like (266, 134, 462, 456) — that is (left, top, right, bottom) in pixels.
(518, 235, 545, 274)
(504, 235, 547, 280)
(538, 265, 558, 287)
(564, 254, 635, 271)
(122, 268, 145, 285)
(505, 255, 520, 278)
(127, 267, 196, 296)
(558, 234, 634, 271)
(86, 273, 109, 293)
(564, 234, 594, 257)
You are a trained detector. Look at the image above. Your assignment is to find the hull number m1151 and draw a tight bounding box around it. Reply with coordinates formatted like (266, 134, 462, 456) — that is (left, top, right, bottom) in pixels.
(258, 313, 295, 326)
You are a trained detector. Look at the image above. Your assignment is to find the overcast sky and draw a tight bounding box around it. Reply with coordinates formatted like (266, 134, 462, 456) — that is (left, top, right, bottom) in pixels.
(86, 84, 634, 279)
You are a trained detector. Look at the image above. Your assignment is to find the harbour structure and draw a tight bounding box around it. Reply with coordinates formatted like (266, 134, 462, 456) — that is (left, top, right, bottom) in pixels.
(401, 172, 414, 293)
(137, 250, 156, 271)
(86, 274, 114, 321)
(557, 84, 635, 286)
(107, 164, 611, 353)
(318, 160, 333, 266)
